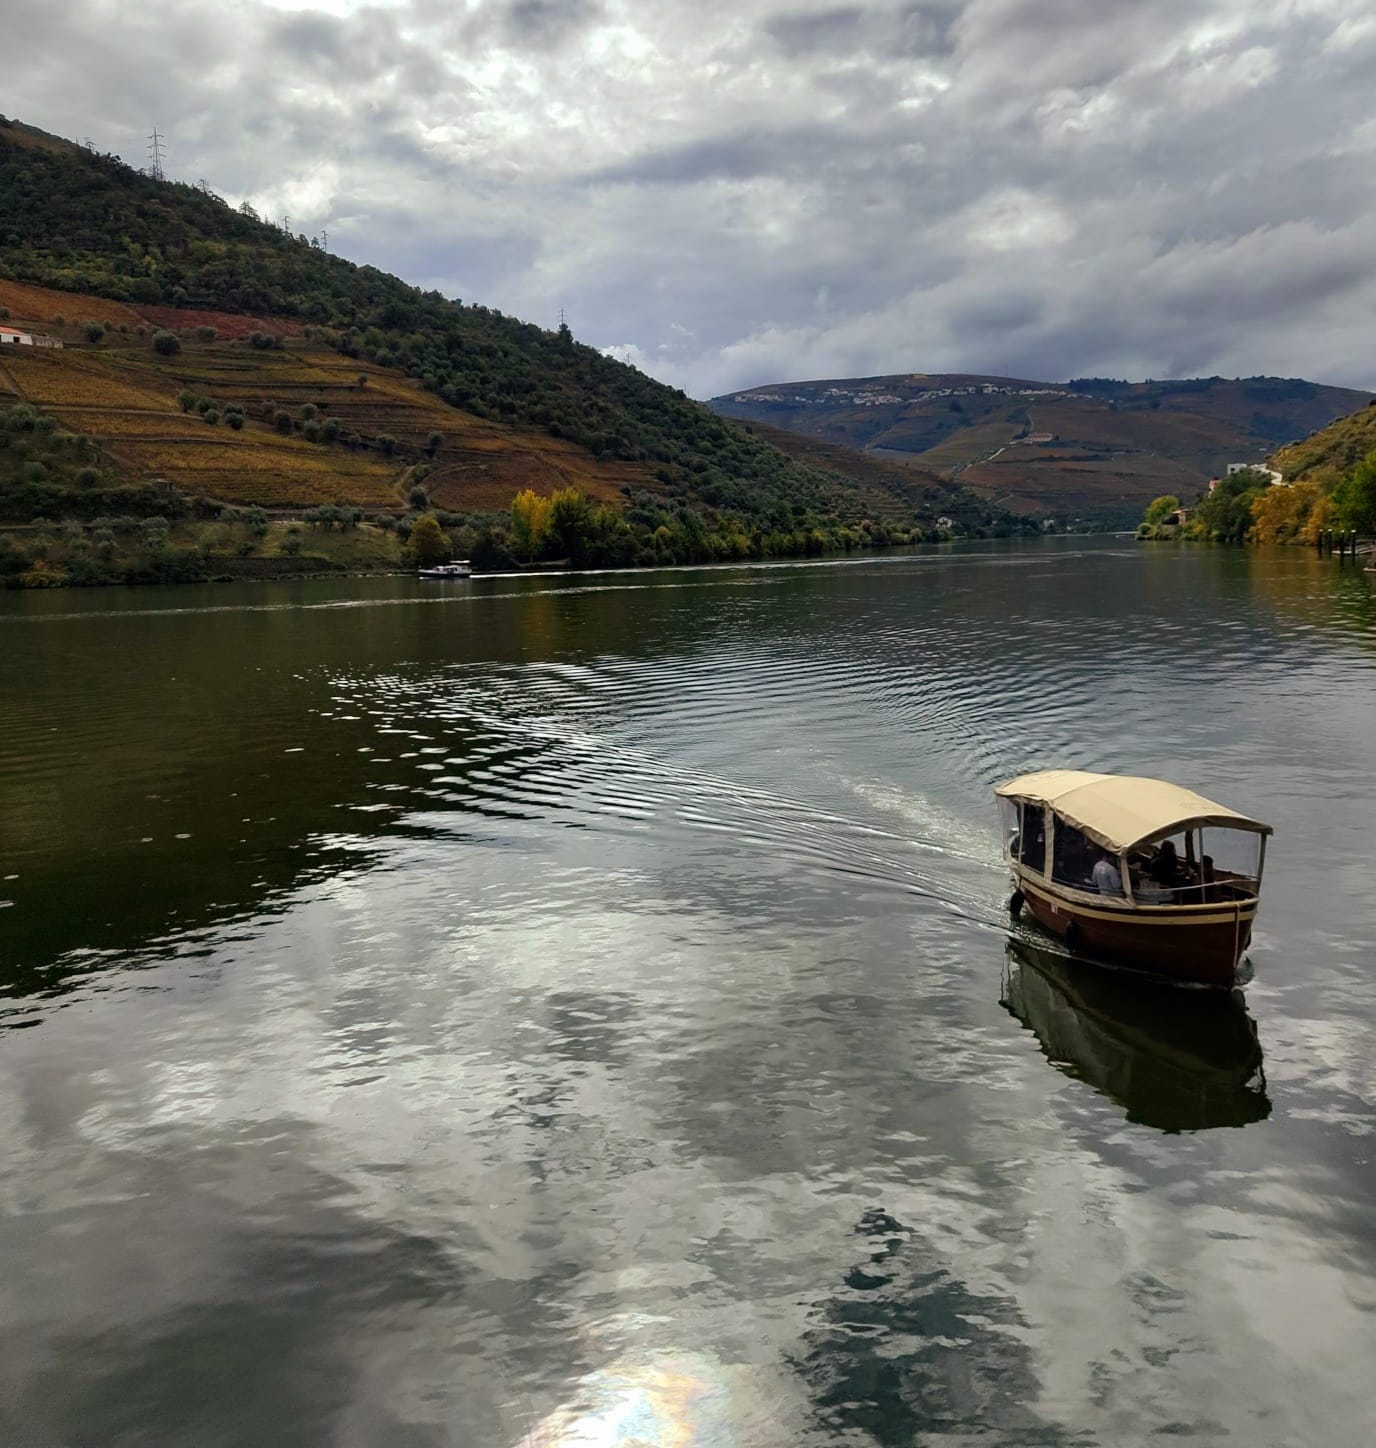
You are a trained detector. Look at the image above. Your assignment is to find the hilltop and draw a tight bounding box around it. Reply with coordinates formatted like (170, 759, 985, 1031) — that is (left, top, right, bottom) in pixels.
(0, 115, 1017, 583)
(712, 372, 1373, 527)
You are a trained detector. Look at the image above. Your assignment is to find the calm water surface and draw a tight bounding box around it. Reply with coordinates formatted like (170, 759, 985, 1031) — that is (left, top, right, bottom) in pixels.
(1, 539, 1374, 1446)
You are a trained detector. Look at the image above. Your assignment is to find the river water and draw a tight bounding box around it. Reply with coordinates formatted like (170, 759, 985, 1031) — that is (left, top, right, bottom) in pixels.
(1, 539, 1373, 1447)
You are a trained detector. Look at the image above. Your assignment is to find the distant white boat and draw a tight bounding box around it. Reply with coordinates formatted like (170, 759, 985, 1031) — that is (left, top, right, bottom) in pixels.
(418, 560, 472, 579)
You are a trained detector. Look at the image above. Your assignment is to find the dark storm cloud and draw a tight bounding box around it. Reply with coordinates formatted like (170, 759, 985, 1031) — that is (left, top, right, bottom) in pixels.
(4, 0, 1376, 396)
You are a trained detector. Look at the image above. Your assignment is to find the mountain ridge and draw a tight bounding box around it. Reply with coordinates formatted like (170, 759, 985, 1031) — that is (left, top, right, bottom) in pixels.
(711, 371, 1374, 527)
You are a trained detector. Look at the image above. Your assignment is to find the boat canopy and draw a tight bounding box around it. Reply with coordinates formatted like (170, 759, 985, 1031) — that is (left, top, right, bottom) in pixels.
(995, 770, 1272, 854)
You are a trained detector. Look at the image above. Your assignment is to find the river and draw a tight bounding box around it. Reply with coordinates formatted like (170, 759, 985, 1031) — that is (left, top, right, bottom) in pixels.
(1, 538, 1373, 1446)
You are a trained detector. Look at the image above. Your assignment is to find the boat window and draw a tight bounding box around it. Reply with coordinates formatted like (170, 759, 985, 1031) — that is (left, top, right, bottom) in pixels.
(1050, 819, 1096, 890)
(999, 799, 1049, 873)
(999, 797, 1019, 858)
(1124, 826, 1262, 903)
(1019, 805, 1047, 873)
(1201, 827, 1264, 894)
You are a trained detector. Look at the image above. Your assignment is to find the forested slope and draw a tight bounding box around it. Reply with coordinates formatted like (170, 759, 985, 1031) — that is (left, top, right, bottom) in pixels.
(0, 114, 1017, 583)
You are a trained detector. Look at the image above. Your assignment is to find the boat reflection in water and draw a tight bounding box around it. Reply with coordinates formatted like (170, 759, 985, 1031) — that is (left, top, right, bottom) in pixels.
(1002, 938, 1270, 1131)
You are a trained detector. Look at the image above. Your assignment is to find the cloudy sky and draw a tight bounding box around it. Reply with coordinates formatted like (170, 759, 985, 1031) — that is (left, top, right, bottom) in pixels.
(7, 0, 1376, 396)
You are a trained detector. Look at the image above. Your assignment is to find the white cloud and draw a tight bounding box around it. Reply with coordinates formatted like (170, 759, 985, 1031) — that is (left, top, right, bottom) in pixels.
(4, 0, 1375, 396)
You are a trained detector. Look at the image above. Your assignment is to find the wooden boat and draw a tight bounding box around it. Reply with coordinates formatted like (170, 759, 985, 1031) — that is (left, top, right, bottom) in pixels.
(1001, 940, 1269, 1129)
(418, 560, 472, 579)
(996, 770, 1272, 987)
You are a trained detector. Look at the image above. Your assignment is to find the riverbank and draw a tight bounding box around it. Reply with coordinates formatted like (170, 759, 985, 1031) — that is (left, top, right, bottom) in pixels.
(0, 512, 991, 589)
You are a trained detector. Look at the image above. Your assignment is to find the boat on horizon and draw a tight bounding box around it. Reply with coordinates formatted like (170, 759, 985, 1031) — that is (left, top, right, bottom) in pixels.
(418, 559, 472, 579)
(996, 769, 1272, 988)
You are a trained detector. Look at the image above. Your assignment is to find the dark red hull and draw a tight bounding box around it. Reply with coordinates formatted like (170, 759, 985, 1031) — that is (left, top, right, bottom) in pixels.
(1018, 875, 1255, 988)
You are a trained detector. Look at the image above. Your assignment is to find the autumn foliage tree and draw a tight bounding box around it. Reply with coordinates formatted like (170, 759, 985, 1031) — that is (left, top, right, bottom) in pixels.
(409, 513, 449, 565)
(510, 488, 554, 561)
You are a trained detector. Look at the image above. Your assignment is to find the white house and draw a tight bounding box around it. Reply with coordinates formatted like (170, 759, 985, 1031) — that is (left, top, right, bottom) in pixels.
(0, 326, 62, 349)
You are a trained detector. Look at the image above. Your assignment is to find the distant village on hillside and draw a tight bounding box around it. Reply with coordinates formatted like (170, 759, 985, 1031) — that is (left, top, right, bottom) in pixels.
(732, 382, 1085, 407)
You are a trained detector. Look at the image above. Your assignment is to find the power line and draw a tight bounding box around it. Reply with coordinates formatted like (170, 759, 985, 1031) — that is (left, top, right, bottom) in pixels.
(147, 128, 165, 181)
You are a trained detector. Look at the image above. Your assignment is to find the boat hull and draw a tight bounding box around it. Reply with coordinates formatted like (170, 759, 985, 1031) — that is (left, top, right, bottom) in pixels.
(1016, 872, 1255, 988)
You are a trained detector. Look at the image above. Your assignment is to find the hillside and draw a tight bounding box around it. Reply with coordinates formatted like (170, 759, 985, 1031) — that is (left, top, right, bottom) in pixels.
(712, 373, 1373, 527)
(0, 115, 1021, 582)
(1270, 400, 1376, 490)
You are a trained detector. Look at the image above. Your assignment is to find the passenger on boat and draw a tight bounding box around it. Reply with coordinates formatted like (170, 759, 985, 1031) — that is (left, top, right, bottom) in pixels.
(1149, 839, 1179, 884)
(1091, 849, 1125, 897)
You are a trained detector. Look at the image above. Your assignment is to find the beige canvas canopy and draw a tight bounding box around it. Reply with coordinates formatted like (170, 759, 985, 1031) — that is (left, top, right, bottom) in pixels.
(996, 770, 1272, 854)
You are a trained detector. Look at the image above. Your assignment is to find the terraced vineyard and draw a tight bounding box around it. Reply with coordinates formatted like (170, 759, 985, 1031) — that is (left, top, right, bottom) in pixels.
(0, 281, 666, 510)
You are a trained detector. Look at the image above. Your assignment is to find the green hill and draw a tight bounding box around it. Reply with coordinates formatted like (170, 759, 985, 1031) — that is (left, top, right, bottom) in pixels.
(1270, 400, 1376, 489)
(0, 114, 1025, 584)
(712, 372, 1374, 527)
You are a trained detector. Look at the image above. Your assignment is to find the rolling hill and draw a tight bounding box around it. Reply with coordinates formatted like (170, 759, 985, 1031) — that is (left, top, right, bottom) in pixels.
(1270, 399, 1376, 490)
(0, 114, 1017, 583)
(711, 372, 1374, 526)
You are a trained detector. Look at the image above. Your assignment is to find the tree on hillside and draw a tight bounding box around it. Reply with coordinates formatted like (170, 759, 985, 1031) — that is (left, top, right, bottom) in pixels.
(1333, 451, 1376, 532)
(151, 329, 180, 356)
(83, 321, 104, 343)
(510, 488, 554, 561)
(410, 513, 449, 565)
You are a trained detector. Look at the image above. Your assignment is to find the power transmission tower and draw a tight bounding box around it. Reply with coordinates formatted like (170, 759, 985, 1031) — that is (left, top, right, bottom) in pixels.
(320, 228, 328, 252)
(147, 128, 166, 181)
(283, 214, 290, 235)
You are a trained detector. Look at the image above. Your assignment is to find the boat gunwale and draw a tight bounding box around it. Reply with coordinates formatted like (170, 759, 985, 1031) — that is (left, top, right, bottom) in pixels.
(1015, 867, 1258, 926)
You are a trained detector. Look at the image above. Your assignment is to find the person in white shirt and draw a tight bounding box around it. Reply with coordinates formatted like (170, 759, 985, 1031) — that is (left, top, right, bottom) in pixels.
(1091, 850, 1125, 897)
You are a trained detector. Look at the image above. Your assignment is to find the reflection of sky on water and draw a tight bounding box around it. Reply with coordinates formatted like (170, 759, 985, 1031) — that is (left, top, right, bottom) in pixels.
(2, 543, 1375, 1445)
(521, 1349, 741, 1448)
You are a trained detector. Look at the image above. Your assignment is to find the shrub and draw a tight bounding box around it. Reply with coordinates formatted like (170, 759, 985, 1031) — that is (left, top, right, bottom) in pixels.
(321, 418, 340, 442)
(176, 389, 197, 413)
(227, 412, 244, 430)
(195, 326, 217, 342)
(76, 466, 101, 486)
(302, 420, 321, 443)
(426, 431, 443, 458)
(83, 322, 105, 343)
(301, 403, 318, 421)
(280, 533, 302, 556)
(152, 330, 181, 356)
(274, 409, 293, 435)
(408, 484, 429, 510)
(204, 409, 220, 425)
(377, 433, 398, 457)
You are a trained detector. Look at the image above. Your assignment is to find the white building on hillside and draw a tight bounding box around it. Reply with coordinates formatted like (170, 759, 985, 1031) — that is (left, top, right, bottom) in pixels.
(0, 326, 62, 349)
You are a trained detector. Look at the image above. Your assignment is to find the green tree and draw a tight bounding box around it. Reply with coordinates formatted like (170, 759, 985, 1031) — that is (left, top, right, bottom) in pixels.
(151, 329, 181, 356)
(1143, 494, 1181, 526)
(410, 513, 449, 565)
(83, 321, 105, 343)
(1333, 451, 1376, 532)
